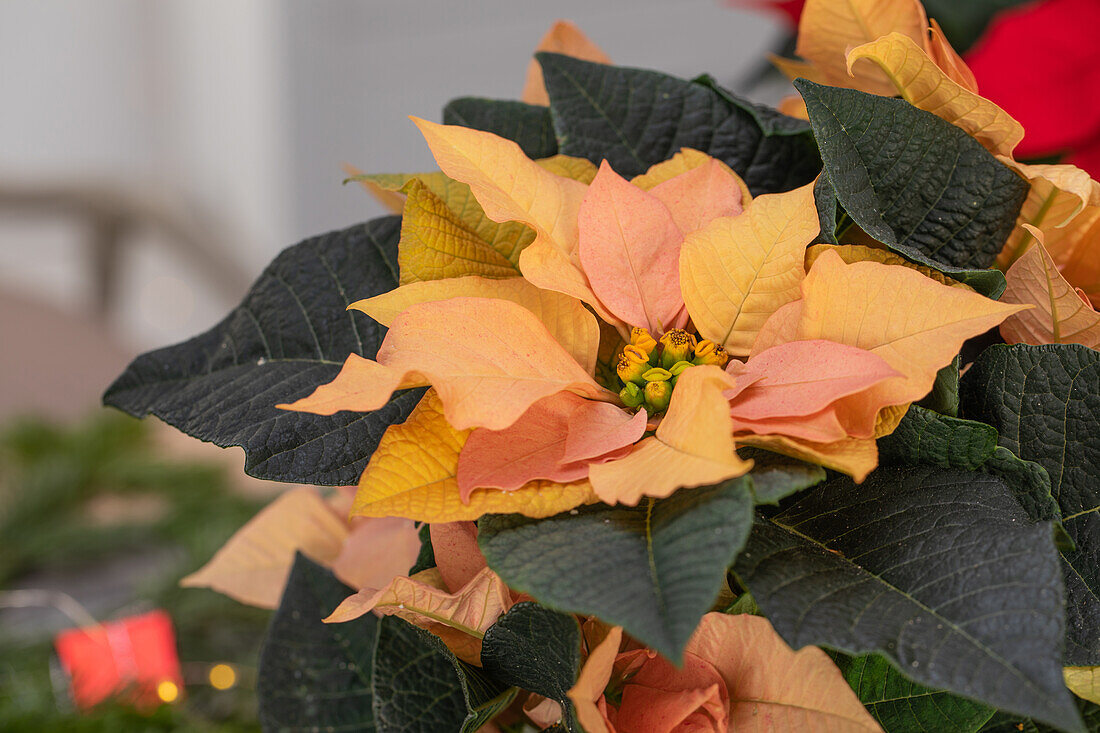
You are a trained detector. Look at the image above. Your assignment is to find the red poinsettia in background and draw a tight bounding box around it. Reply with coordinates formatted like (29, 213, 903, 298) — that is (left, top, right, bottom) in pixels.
(739, 0, 1100, 177)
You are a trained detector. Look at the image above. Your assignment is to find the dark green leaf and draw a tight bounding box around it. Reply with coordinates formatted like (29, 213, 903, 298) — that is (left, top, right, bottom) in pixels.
(797, 80, 1026, 294)
(877, 404, 1067, 547)
(257, 553, 377, 731)
(918, 356, 961, 417)
(478, 476, 754, 660)
(410, 523, 435, 575)
(733, 466, 1081, 731)
(878, 404, 998, 471)
(692, 73, 817, 136)
(372, 617, 467, 732)
(740, 448, 826, 505)
(443, 97, 558, 160)
(539, 53, 821, 194)
(814, 173, 840, 245)
(481, 602, 582, 732)
(104, 217, 423, 485)
(990, 446, 1069, 552)
(831, 652, 994, 732)
(960, 343, 1100, 664)
(981, 446, 1059, 524)
(423, 629, 518, 733)
(372, 617, 516, 733)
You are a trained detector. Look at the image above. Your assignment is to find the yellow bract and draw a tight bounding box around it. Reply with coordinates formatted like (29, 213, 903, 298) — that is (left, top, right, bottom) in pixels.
(796, 0, 927, 97)
(352, 390, 596, 522)
(278, 354, 414, 416)
(1064, 666, 1100, 706)
(536, 154, 599, 184)
(359, 171, 535, 267)
(413, 117, 587, 258)
(847, 33, 1023, 157)
(998, 160, 1100, 270)
(805, 244, 973, 291)
(736, 433, 879, 483)
(1000, 228, 1100, 348)
(356, 156, 594, 274)
(397, 178, 519, 283)
(345, 163, 405, 214)
(631, 147, 752, 205)
(569, 626, 623, 733)
(680, 182, 819, 357)
(413, 117, 625, 329)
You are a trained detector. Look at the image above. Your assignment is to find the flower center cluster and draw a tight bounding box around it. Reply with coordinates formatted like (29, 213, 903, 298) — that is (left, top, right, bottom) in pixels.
(615, 327, 729, 414)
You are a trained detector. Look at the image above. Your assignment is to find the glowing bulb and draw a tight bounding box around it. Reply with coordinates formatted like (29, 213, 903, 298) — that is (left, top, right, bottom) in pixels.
(209, 663, 237, 690)
(156, 679, 180, 703)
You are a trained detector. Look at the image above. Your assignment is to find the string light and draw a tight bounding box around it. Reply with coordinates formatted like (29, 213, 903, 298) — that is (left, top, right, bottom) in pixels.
(156, 680, 180, 703)
(208, 663, 237, 690)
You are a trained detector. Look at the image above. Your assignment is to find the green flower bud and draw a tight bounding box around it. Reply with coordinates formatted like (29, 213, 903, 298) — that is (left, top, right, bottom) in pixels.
(619, 382, 645, 409)
(659, 329, 697, 369)
(644, 380, 673, 413)
(616, 344, 651, 386)
(668, 360, 693, 385)
(642, 367, 672, 382)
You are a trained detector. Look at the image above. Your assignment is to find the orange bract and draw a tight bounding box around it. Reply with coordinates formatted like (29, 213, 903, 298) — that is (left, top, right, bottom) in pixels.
(755, 250, 1026, 413)
(457, 391, 646, 497)
(283, 298, 611, 432)
(579, 162, 686, 335)
(521, 20, 611, 106)
(352, 390, 597, 522)
(1001, 227, 1100, 347)
(587, 366, 753, 506)
(325, 566, 511, 665)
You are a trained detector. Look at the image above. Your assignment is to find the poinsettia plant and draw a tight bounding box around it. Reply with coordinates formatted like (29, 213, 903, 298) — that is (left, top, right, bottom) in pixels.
(105, 2, 1100, 731)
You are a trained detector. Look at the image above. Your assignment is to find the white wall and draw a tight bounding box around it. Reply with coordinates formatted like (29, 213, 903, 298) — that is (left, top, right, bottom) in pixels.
(284, 0, 782, 240)
(0, 0, 782, 350)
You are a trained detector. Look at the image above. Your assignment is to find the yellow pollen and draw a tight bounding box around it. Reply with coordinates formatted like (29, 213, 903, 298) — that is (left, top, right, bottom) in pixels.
(660, 329, 696, 349)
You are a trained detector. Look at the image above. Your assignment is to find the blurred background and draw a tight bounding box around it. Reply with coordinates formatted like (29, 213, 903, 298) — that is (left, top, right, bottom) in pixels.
(0, 2, 782, 729)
